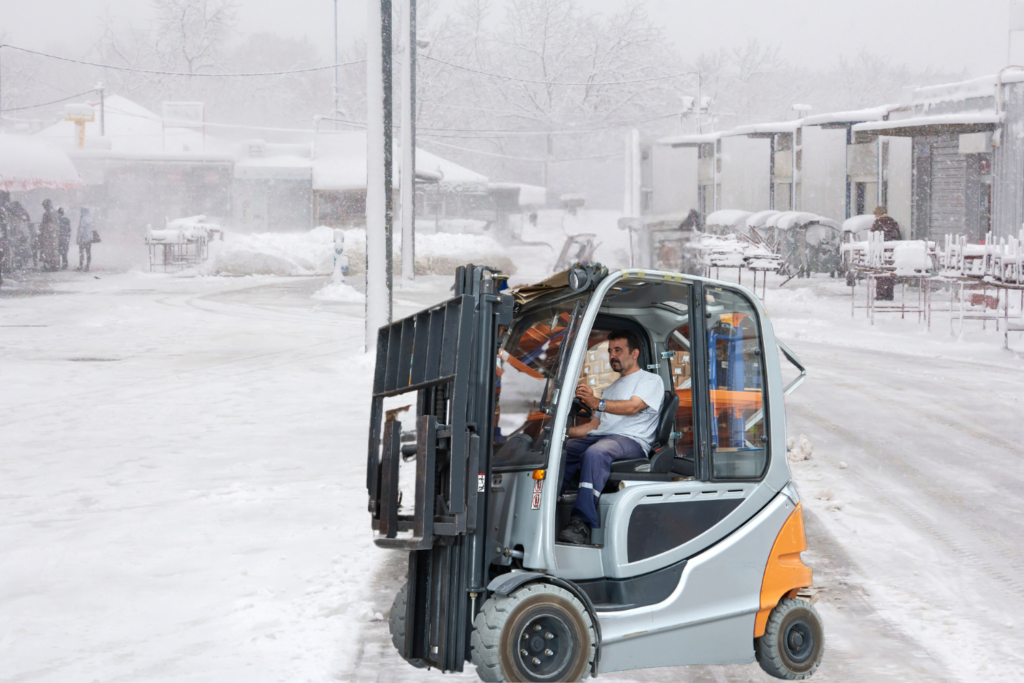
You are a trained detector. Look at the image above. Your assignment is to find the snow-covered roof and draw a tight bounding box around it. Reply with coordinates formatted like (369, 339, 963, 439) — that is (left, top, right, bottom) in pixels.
(910, 71, 1024, 108)
(725, 121, 802, 137)
(705, 210, 753, 230)
(802, 105, 901, 127)
(490, 182, 547, 206)
(843, 214, 877, 234)
(656, 132, 722, 147)
(312, 131, 488, 192)
(773, 212, 841, 231)
(852, 113, 1002, 138)
(34, 95, 229, 156)
(746, 210, 781, 230)
(235, 142, 313, 180)
(0, 134, 83, 192)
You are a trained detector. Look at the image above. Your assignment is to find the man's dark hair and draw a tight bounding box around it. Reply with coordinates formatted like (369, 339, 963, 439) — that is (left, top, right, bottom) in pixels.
(608, 329, 641, 354)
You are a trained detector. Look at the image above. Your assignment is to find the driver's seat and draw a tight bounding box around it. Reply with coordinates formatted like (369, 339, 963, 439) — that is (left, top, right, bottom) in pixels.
(608, 390, 679, 481)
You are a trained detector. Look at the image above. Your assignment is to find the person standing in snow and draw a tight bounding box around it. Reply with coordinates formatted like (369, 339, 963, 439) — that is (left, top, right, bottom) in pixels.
(871, 206, 901, 242)
(57, 207, 72, 270)
(871, 206, 901, 301)
(76, 207, 95, 272)
(39, 199, 60, 272)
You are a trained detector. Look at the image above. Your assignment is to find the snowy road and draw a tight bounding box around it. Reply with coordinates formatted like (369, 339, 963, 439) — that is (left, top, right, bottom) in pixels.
(2, 271, 1022, 682)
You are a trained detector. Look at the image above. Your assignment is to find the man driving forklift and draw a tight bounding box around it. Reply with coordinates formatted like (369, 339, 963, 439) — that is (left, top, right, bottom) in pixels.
(558, 329, 664, 545)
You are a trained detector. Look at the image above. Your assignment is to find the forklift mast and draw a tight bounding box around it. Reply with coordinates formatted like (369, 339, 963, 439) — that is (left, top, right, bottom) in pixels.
(366, 264, 513, 672)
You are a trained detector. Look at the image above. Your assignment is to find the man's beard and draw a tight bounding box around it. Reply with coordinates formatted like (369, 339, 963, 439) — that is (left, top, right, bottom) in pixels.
(610, 361, 621, 371)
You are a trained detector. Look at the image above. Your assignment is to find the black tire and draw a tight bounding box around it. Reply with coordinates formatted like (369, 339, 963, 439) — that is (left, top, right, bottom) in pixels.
(471, 583, 595, 682)
(756, 598, 824, 680)
(388, 582, 428, 669)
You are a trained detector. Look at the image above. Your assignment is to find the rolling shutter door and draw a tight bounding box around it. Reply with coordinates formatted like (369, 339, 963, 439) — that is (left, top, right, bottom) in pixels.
(928, 134, 967, 241)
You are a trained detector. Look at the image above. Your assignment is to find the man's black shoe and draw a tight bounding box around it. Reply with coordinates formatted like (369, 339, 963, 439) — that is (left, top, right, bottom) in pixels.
(558, 517, 591, 545)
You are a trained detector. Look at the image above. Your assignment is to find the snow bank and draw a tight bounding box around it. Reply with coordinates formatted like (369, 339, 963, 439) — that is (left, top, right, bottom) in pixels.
(198, 227, 516, 277)
(312, 282, 365, 303)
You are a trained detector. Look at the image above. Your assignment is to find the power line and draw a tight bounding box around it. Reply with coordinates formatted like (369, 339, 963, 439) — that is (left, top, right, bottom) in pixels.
(422, 138, 622, 163)
(0, 88, 98, 113)
(320, 107, 691, 138)
(422, 55, 698, 87)
(0, 44, 366, 77)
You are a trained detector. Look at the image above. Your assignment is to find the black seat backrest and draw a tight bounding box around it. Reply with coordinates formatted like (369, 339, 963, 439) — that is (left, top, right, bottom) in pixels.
(653, 390, 679, 448)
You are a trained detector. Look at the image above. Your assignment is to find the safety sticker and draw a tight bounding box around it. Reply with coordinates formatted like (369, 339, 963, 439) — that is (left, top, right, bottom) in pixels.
(533, 480, 543, 494)
(478, 473, 486, 493)
(531, 492, 542, 510)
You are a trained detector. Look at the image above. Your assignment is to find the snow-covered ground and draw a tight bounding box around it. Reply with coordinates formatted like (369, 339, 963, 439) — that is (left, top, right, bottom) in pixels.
(2, 262, 1023, 682)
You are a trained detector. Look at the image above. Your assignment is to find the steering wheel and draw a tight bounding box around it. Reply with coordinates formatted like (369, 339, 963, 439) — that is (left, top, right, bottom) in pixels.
(571, 397, 594, 420)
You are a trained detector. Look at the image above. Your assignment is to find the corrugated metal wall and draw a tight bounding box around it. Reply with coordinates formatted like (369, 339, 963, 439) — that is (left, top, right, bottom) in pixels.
(993, 82, 1024, 241)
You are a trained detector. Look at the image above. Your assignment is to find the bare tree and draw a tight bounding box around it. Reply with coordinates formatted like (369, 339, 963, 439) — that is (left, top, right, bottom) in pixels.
(152, 0, 240, 75)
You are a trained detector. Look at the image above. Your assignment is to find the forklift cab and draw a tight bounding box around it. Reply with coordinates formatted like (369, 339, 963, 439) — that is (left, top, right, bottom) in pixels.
(367, 264, 820, 681)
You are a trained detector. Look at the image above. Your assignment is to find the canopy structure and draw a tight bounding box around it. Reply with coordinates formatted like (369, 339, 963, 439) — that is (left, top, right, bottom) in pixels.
(0, 135, 83, 192)
(852, 113, 1002, 142)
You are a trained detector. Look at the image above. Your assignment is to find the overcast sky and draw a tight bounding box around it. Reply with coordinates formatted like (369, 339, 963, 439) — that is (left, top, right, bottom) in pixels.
(1, 0, 1019, 78)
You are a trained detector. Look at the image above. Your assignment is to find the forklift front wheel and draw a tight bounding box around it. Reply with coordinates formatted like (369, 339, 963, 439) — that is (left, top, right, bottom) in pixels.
(388, 582, 428, 669)
(755, 597, 824, 680)
(471, 583, 596, 682)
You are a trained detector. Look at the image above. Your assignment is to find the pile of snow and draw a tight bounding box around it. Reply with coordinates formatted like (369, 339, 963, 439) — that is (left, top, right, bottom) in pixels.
(312, 281, 365, 303)
(199, 228, 336, 276)
(892, 241, 934, 276)
(787, 434, 814, 462)
(198, 227, 516, 277)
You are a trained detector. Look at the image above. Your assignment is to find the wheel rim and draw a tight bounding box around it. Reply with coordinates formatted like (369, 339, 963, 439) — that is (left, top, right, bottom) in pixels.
(514, 612, 572, 680)
(783, 619, 815, 664)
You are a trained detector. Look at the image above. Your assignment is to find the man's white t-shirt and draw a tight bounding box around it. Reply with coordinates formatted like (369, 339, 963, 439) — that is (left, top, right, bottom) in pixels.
(589, 369, 665, 454)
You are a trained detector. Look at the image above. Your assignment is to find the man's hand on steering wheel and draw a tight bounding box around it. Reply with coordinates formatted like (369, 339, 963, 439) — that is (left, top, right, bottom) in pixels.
(575, 383, 599, 411)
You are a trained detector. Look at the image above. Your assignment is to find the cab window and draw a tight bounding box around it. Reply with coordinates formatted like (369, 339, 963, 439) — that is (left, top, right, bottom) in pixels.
(705, 288, 768, 479)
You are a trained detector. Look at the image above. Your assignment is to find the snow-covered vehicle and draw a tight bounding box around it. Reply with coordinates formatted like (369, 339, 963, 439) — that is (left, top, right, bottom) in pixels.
(367, 263, 822, 681)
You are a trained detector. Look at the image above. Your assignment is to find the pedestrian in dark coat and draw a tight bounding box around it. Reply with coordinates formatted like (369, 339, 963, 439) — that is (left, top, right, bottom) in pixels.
(871, 206, 901, 301)
(76, 207, 95, 272)
(39, 199, 60, 271)
(57, 207, 72, 270)
(871, 206, 902, 242)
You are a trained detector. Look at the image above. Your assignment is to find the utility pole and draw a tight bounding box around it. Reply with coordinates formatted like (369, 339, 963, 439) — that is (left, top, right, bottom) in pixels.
(334, 0, 339, 130)
(366, 0, 394, 350)
(0, 46, 4, 132)
(400, 0, 416, 283)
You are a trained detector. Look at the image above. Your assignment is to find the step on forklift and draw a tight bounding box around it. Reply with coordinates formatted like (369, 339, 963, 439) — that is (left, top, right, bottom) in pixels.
(367, 263, 822, 681)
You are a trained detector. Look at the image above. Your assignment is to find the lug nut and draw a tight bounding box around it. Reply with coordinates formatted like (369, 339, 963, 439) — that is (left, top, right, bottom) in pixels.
(533, 624, 542, 631)
(545, 649, 553, 657)
(521, 649, 528, 657)
(532, 657, 541, 665)
(545, 632, 554, 639)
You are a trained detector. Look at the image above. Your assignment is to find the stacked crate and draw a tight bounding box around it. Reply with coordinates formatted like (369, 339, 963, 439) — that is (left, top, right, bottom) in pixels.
(669, 350, 691, 389)
(579, 341, 618, 398)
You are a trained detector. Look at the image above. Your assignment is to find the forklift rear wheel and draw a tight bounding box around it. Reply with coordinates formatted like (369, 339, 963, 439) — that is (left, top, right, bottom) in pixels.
(756, 597, 824, 680)
(388, 582, 428, 669)
(471, 583, 595, 682)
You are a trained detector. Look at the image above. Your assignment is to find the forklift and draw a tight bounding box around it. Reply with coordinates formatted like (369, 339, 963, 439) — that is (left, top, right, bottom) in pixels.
(367, 262, 822, 681)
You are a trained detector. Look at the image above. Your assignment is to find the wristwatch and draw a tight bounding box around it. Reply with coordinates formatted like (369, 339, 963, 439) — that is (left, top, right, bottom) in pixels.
(597, 399, 606, 413)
